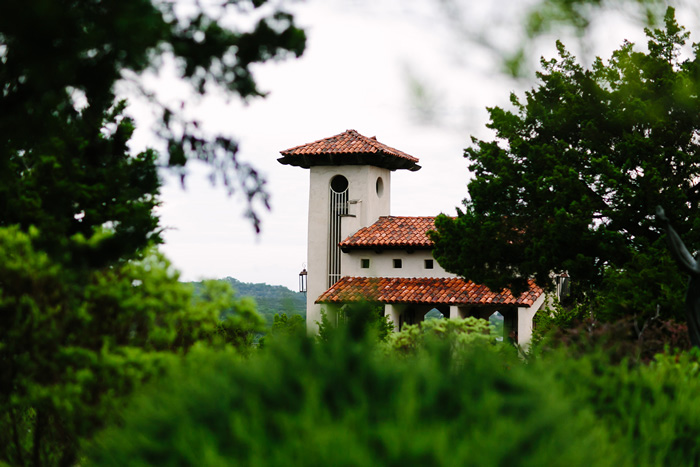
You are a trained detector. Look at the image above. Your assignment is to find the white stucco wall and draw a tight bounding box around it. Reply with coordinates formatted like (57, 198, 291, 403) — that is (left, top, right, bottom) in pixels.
(306, 165, 392, 333)
(340, 165, 392, 240)
(342, 249, 456, 279)
(516, 292, 547, 349)
(385, 303, 405, 332)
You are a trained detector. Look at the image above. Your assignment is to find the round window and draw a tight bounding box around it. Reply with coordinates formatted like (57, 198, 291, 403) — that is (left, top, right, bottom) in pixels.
(376, 177, 384, 197)
(330, 175, 349, 193)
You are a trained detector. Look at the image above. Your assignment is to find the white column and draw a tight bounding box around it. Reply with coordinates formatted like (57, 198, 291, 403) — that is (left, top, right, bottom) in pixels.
(449, 305, 467, 319)
(385, 304, 404, 332)
(516, 293, 547, 349)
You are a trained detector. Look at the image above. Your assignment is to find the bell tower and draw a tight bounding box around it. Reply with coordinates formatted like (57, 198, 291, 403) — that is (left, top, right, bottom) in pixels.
(279, 129, 421, 333)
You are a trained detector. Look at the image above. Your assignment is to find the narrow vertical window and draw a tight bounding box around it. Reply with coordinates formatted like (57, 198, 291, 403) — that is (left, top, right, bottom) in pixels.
(424, 259, 434, 269)
(361, 258, 370, 269)
(328, 175, 349, 287)
(393, 259, 402, 269)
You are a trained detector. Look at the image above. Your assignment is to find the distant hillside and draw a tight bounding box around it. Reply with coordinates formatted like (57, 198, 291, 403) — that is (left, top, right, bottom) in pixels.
(188, 277, 306, 327)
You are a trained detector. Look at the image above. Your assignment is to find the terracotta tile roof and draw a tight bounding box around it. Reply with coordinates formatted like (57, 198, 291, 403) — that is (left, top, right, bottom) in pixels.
(278, 129, 421, 172)
(340, 216, 438, 249)
(316, 277, 543, 307)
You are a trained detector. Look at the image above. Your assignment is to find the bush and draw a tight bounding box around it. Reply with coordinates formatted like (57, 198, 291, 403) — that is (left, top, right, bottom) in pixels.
(317, 302, 394, 343)
(87, 324, 623, 466)
(533, 348, 700, 465)
(383, 316, 496, 358)
(534, 315, 690, 364)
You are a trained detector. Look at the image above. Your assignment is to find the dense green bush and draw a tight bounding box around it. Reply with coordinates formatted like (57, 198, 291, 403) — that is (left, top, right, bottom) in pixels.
(271, 313, 306, 337)
(533, 349, 700, 465)
(317, 303, 394, 343)
(86, 313, 700, 466)
(533, 306, 691, 364)
(88, 323, 627, 466)
(383, 316, 496, 357)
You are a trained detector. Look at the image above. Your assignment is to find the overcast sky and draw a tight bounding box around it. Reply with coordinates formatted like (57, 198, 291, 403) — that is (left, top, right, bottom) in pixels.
(123, 0, 694, 291)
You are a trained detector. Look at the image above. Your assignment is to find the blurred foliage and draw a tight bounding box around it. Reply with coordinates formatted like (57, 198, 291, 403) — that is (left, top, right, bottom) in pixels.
(532, 298, 592, 347)
(0, 0, 306, 233)
(0, 2, 304, 463)
(0, 98, 160, 269)
(86, 316, 700, 466)
(86, 322, 618, 466)
(534, 312, 691, 364)
(317, 303, 394, 343)
(432, 0, 680, 77)
(432, 9, 699, 322)
(0, 227, 264, 465)
(271, 313, 306, 337)
(531, 347, 700, 465)
(525, 0, 669, 38)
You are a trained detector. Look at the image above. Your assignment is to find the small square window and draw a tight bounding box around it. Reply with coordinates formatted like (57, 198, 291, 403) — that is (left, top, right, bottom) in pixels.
(393, 259, 402, 269)
(425, 259, 434, 269)
(361, 258, 370, 268)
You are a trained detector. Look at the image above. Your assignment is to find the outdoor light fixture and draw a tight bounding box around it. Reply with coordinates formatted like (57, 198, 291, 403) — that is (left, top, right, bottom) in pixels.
(556, 272, 570, 300)
(299, 266, 307, 294)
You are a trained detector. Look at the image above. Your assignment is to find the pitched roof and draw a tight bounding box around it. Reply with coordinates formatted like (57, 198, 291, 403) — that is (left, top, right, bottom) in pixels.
(316, 277, 543, 307)
(278, 129, 421, 171)
(340, 216, 437, 250)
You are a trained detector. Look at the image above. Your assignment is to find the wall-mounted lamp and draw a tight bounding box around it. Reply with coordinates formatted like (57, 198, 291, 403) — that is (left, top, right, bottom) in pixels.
(299, 266, 307, 294)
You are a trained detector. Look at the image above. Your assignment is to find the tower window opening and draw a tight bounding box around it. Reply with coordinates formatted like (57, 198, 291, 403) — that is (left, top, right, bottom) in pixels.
(376, 177, 384, 197)
(330, 175, 349, 193)
(361, 258, 370, 268)
(328, 175, 349, 287)
(393, 259, 402, 269)
(424, 259, 434, 269)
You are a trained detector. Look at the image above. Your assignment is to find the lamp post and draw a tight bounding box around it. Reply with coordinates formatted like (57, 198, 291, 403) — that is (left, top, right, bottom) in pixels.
(298, 267, 307, 294)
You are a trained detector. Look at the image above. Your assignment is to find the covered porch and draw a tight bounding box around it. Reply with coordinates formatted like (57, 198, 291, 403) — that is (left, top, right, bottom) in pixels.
(316, 276, 546, 346)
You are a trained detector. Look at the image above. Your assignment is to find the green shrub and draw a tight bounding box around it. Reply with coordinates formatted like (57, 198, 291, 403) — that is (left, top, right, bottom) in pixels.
(533, 314, 690, 364)
(87, 325, 621, 466)
(383, 316, 497, 358)
(533, 348, 700, 465)
(531, 298, 590, 347)
(317, 302, 394, 343)
(271, 313, 306, 337)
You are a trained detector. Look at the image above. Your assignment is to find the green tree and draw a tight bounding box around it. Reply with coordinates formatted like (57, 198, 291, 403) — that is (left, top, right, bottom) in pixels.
(271, 313, 306, 337)
(431, 8, 698, 321)
(317, 303, 394, 343)
(0, 0, 306, 242)
(0, 1, 303, 464)
(0, 227, 265, 465)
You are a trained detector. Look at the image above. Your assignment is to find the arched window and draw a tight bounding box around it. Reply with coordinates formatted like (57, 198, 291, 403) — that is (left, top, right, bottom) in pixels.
(328, 175, 349, 287)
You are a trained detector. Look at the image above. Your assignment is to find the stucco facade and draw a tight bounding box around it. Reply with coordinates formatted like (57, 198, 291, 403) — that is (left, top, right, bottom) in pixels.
(342, 249, 455, 279)
(305, 164, 393, 333)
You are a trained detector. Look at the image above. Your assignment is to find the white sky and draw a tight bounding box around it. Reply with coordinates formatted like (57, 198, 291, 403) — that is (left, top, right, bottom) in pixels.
(123, 0, 696, 291)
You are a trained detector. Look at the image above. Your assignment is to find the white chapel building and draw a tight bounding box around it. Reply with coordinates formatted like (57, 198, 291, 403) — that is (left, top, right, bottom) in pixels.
(279, 129, 546, 346)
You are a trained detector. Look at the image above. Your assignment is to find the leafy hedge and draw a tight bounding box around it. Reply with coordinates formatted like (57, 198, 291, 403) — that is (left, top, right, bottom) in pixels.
(85, 320, 700, 465)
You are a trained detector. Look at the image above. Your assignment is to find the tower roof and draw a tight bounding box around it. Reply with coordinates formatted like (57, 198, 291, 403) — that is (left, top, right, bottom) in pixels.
(278, 129, 421, 171)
